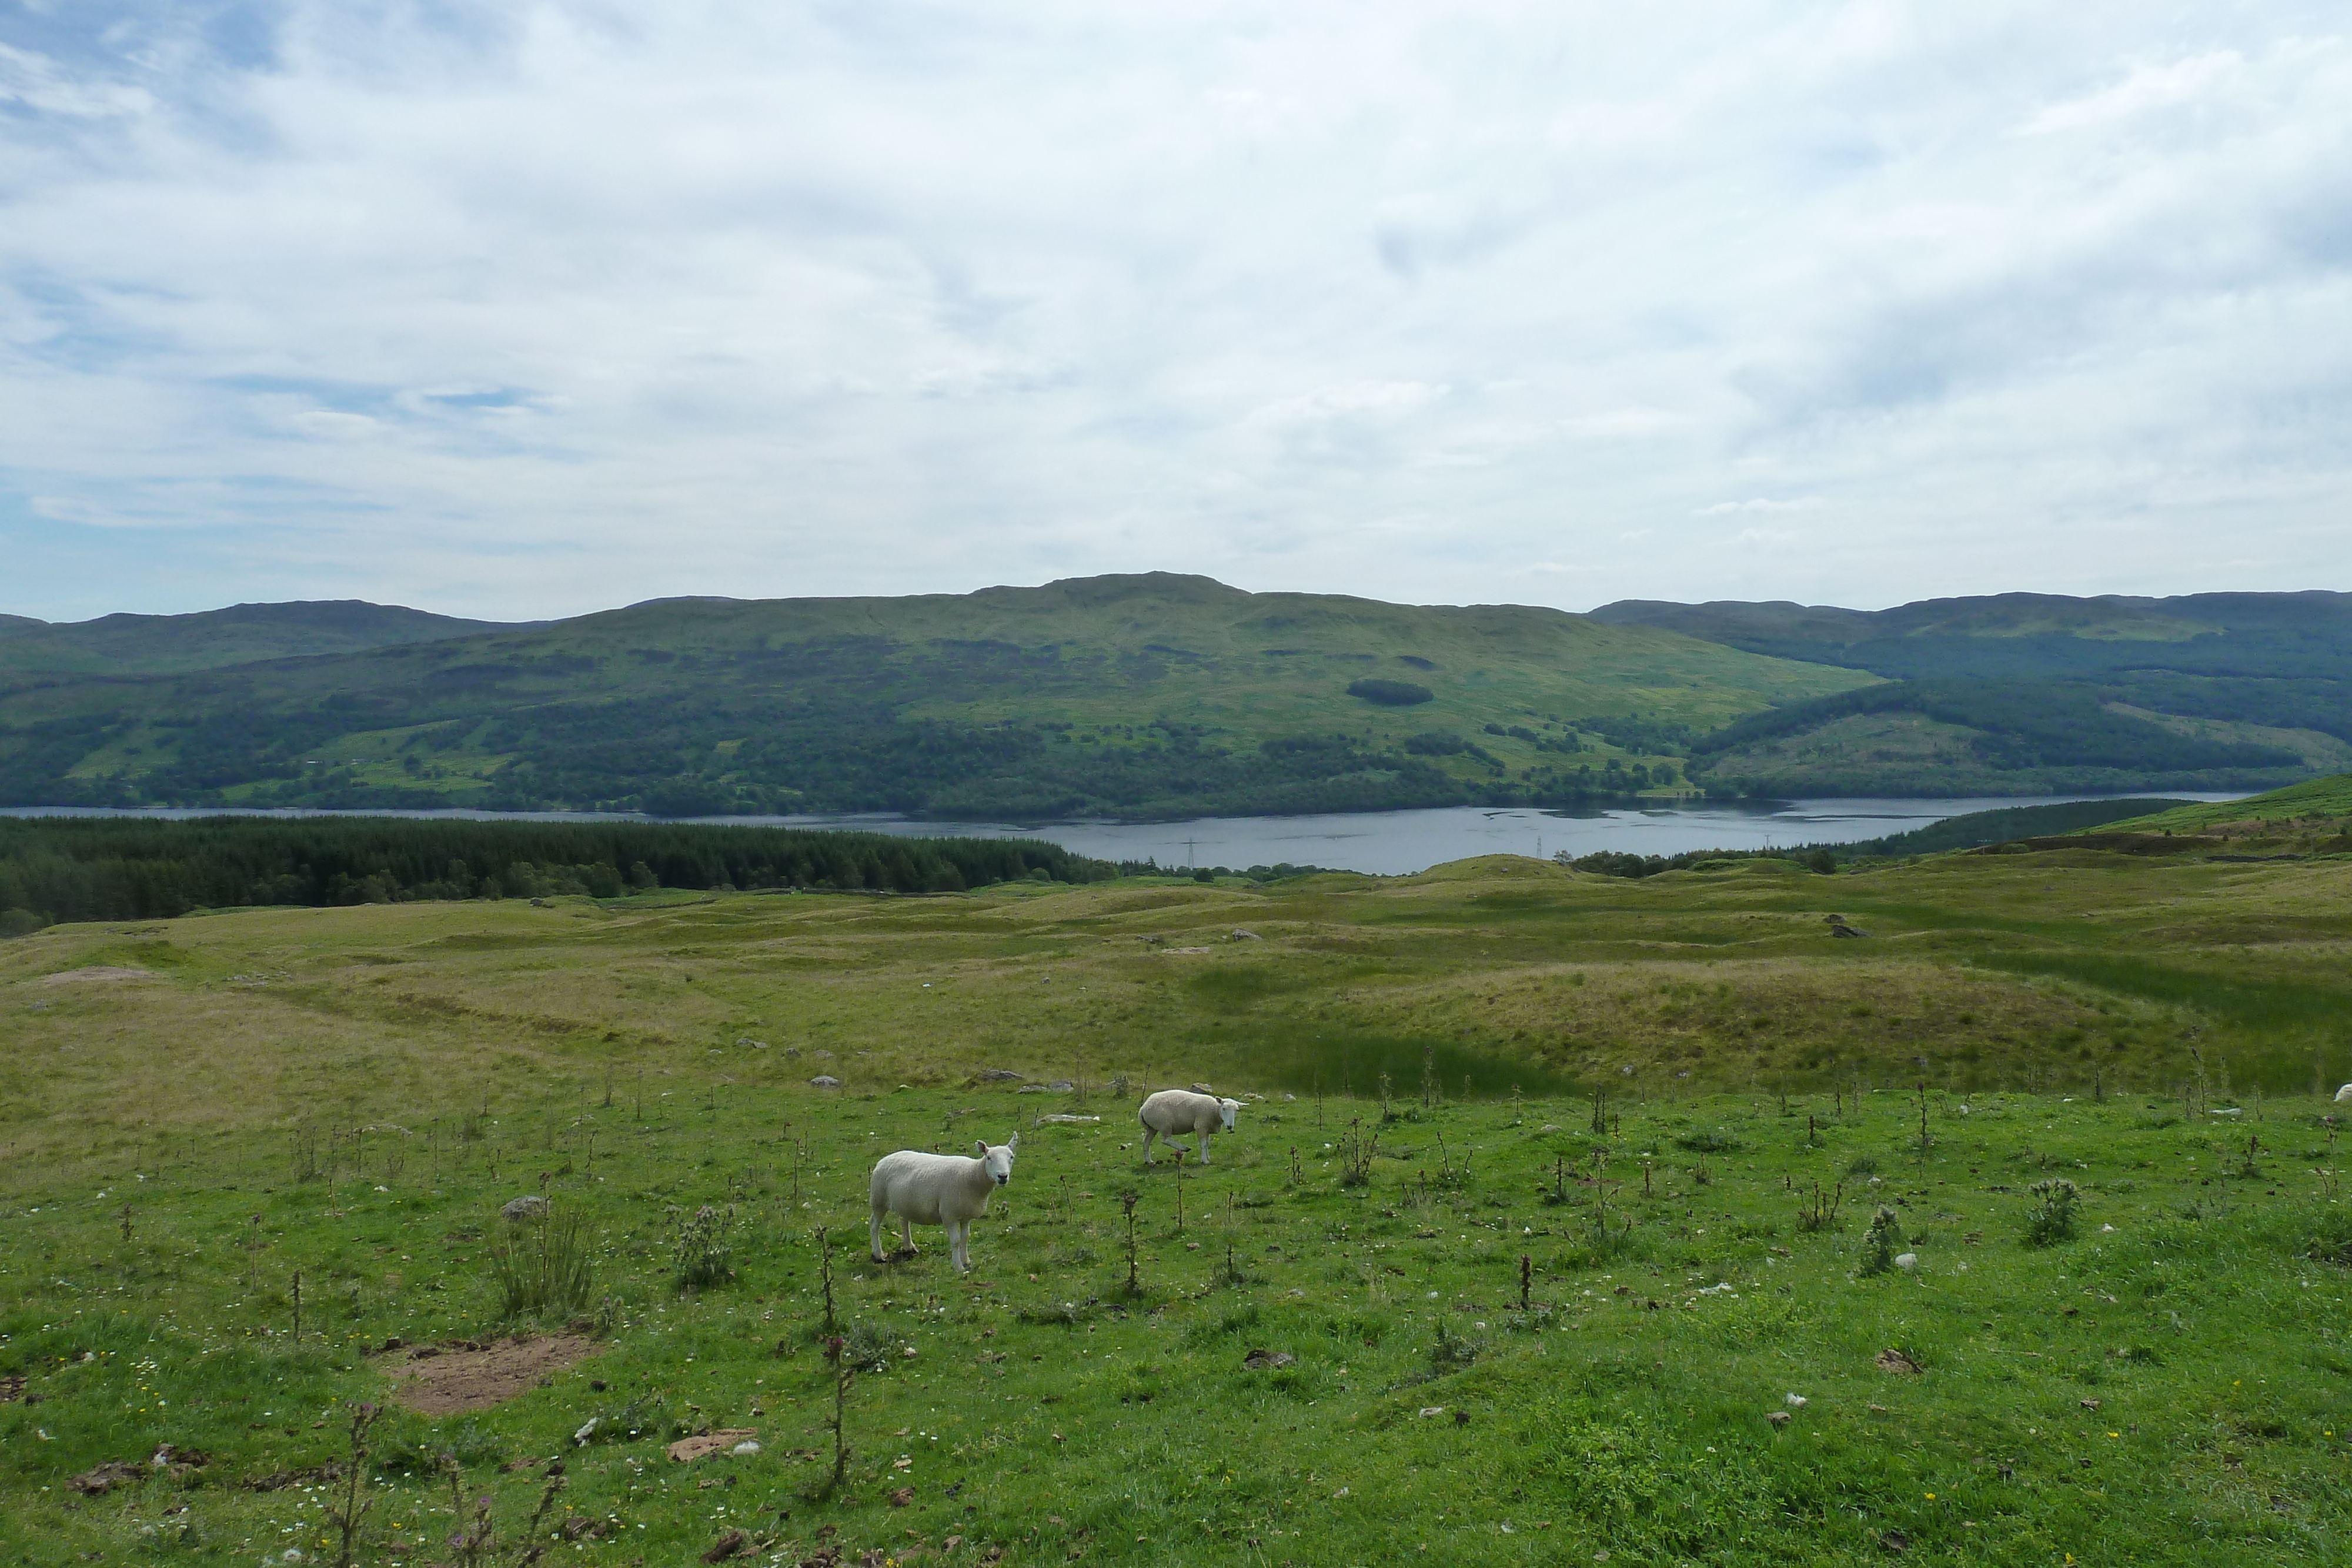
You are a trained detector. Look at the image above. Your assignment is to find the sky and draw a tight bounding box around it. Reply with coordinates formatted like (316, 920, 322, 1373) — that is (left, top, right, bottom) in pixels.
(3, 1, 2350, 625)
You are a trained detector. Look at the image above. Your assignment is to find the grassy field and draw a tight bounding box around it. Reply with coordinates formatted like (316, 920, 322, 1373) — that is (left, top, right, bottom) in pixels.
(4, 848, 2350, 1566)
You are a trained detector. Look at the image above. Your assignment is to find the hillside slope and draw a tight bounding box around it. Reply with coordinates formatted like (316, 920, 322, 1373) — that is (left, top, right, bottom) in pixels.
(2070, 772, 2352, 855)
(0, 600, 516, 678)
(0, 574, 1871, 818)
(1593, 591, 2350, 798)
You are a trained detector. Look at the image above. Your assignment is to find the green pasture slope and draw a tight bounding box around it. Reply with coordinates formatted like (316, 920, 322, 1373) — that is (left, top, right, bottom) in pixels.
(2097, 775, 2352, 840)
(3, 845, 2350, 1564)
(0, 574, 1869, 818)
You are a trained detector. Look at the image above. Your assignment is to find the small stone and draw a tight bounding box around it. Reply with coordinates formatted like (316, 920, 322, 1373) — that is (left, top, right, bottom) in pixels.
(500, 1195, 548, 1223)
(810, 1075, 841, 1088)
(1766, 1410, 1792, 1427)
(1894, 1253, 1917, 1271)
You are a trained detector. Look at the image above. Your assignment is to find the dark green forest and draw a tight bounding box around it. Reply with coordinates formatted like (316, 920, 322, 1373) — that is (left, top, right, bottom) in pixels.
(0, 817, 1115, 930)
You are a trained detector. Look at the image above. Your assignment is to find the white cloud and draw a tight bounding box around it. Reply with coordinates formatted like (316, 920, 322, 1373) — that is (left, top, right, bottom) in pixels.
(0, 2, 2348, 621)
(1692, 497, 1819, 517)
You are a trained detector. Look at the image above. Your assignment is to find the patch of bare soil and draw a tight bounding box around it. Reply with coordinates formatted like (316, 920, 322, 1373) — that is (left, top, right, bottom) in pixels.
(380, 1333, 603, 1415)
(38, 966, 163, 986)
(667, 1430, 759, 1463)
(1875, 1348, 1925, 1375)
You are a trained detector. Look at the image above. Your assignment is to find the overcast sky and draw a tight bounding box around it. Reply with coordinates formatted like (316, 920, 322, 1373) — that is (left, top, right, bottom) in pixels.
(4, 1, 2348, 624)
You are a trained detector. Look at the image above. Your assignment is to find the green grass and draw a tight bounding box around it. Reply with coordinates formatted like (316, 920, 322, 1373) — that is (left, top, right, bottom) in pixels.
(4, 848, 2351, 1564)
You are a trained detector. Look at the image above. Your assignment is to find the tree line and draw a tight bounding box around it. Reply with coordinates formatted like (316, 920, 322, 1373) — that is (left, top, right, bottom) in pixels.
(0, 817, 1117, 931)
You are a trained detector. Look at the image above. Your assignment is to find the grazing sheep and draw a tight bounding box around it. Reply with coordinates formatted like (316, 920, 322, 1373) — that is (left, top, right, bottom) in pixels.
(1138, 1089, 1242, 1165)
(868, 1135, 1018, 1272)
(2336, 1083, 2352, 1102)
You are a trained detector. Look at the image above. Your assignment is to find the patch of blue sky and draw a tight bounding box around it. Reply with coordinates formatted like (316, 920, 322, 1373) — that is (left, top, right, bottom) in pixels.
(0, 1, 283, 75)
(420, 389, 529, 411)
(211, 373, 405, 416)
(1, 279, 186, 370)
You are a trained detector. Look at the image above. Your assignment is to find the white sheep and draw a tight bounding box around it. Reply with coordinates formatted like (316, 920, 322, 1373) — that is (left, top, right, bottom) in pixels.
(2336, 1083, 2352, 1103)
(868, 1134, 1018, 1272)
(1137, 1089, 1241, 1165)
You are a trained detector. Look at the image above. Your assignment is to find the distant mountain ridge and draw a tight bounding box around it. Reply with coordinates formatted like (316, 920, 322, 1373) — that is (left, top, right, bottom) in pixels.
(1589, 590, 2352, 680)
(0, 600, 518, 678)
(0, 573, 1866, 818)
(3, 577, 2340, 815)
(1593, 590, 2350, 798)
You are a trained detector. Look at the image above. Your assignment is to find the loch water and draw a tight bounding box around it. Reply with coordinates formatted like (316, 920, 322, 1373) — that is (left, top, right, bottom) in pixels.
(2, 793, 2249, 877)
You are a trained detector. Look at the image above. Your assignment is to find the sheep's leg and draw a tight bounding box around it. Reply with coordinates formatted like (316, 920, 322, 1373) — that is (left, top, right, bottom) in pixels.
(953, 1221, 970, 1272)
(869, 1205, 887, 1263)
(901, 1216, 916, 1253)
(1197, 1130, 1212, 1166)
(1141, 1127, 1155, 1164)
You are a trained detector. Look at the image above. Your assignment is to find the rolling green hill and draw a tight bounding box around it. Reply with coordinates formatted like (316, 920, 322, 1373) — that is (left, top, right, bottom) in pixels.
(1591, 591, 2351, 798)
(0, 574, 1870, 819)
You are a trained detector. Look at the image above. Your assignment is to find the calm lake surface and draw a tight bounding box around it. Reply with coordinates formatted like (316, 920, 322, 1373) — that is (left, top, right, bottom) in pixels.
(4, 793, 2249, 877)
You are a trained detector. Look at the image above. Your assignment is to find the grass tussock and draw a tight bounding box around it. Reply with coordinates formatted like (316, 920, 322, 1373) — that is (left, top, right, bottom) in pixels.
(488, 1203, 596, 1321)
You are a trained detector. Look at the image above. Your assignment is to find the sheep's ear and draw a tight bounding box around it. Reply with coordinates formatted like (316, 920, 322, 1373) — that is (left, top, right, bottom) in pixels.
(1007, 1131, 1020, 1151)
(975, 1140, 989, 1156)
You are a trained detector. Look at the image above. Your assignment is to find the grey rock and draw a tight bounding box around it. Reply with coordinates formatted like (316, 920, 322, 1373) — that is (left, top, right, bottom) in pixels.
(810, 1075, 842, 1089)
(1230, 928, 1262, 940)
(977, 1069, 1026, 1083)
(500, 1194, 549, 1223)
(1190, 1082, 1214, 1094)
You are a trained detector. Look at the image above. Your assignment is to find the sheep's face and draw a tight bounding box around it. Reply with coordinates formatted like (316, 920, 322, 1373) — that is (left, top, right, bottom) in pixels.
(1218, 1098, 1241, 1132)
(976, 1136, 1018, 1186)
